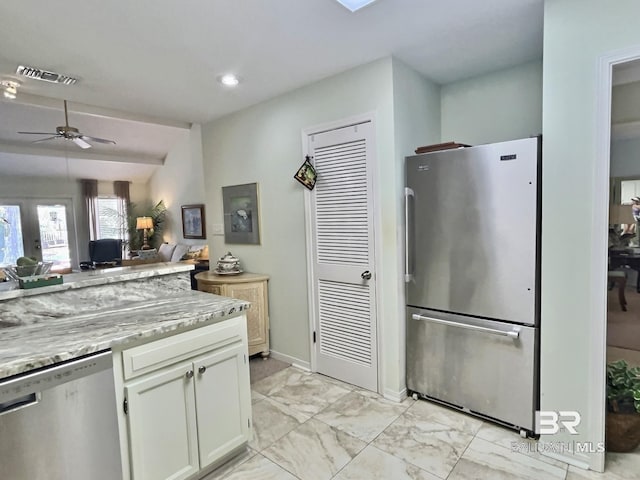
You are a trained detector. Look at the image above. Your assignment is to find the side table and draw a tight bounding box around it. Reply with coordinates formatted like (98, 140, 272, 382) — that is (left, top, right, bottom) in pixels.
(195, 271, 270, 357)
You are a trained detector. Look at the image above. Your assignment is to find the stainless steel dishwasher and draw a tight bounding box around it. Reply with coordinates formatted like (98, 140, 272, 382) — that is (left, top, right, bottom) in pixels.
(0, 350, 123, 480)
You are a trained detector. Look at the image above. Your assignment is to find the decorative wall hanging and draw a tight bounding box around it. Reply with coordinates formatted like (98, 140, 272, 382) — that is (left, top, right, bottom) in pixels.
(294, 155, 317, 190)
(181, 204, 206, 239)
(222, 183, 260, 244)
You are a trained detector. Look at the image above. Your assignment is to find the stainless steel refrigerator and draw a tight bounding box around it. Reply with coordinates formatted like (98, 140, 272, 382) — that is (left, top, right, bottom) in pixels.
(405, 136, 540, 435)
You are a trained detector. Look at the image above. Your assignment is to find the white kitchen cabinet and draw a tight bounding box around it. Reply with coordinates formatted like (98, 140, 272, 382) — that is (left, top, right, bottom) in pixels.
(113, 315, 252, 480)
(194, 343, 249, 467)
(195, 272, 270, 358)
(126, 360, 199, 480)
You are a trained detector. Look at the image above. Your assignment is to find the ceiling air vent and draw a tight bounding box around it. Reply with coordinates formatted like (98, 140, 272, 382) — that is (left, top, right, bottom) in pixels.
(16, 65, 78, 85)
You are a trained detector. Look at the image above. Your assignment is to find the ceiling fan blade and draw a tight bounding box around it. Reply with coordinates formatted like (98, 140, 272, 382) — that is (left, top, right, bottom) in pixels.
(18, 131, 59, 135)
(72, 137, 92, 149)
(80, 135, 116, 145)
(31, 136, 62, 144)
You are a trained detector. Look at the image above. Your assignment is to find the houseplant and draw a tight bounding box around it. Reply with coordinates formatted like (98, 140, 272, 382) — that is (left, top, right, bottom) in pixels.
(606, 359, 640, 452)
(125, 200, 167, 252)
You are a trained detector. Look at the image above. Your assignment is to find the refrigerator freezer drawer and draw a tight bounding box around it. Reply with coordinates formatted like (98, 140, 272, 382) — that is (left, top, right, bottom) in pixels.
(406, 307, 538, 431)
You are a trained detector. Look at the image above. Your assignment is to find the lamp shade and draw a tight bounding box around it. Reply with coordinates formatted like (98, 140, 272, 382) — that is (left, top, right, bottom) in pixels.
(609, 204, 635, 225)
(136, 216, 153, 230)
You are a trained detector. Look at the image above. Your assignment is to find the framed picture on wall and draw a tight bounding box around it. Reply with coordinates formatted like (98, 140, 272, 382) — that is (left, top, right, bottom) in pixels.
(222, 183, 260, 244)
(181, 204, 206, 239)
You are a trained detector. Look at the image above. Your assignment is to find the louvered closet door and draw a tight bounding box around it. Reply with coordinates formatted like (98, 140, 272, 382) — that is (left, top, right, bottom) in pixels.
(308, 121, 377, 391)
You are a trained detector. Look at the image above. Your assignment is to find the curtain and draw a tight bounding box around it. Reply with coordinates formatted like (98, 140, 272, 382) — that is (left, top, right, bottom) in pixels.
(80, 179, 98, 241)
(114, 180, 131, 255)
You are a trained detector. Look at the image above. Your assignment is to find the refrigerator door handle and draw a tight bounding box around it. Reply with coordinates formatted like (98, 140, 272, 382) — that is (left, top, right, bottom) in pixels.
(411, 313, 520, 339)
(404, 187, 415, 282)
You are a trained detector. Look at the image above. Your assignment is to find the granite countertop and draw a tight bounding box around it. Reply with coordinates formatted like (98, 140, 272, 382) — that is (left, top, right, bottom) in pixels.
(0, 262, 195, 301)
(0, 291, 250, 380)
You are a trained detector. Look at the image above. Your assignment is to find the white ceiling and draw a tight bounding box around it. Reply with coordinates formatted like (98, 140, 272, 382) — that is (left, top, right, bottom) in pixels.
(0, 0, 545, 182)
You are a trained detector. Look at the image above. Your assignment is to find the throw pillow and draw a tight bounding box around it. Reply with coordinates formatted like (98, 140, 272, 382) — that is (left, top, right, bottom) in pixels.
(171, 244, 190, 262)
(158, 243, 177, 262)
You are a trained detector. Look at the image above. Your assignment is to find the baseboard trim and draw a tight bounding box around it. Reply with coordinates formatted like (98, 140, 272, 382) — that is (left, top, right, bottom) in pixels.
(539, 448, 590, 471)
(383, 387, 408, 403)
(268, 350, 310, 372)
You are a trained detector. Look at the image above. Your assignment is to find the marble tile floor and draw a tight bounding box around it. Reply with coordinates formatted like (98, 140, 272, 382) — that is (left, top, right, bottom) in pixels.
(204, 367, 640, 480)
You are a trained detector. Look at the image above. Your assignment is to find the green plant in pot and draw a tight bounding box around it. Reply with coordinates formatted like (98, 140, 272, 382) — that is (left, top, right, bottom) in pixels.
(125, 200, 167, 252)
(606, 359, 640, 452)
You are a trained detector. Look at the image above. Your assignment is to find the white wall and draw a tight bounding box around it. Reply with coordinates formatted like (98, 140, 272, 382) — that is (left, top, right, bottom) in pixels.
(542, 0, 640, 470)
(441, 60, 543, 145)
(149, 125, 206, 245)
(611, 138, 640, 178)
(612, 80, 640, 124)
(201, 57, 405, 389)
(389, 58, 441, 397)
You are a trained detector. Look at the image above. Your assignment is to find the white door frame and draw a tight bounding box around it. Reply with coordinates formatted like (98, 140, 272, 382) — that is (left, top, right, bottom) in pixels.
(301, 112, 383, 391)
(591, 45, 640, 473)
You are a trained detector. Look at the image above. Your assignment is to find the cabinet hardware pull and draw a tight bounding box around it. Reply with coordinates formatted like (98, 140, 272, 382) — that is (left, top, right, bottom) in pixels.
(186, 370, 194, 379)
(198, 366, 207, 375)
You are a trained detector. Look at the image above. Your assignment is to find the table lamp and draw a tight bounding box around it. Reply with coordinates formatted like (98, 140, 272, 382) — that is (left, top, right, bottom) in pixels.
(609, 204, 635, 226)
(136, 216, 153, 250)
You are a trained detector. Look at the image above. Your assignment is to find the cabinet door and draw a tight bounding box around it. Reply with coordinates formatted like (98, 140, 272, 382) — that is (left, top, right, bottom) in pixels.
(193, 343, 251, 469)
(225, 282, 267, 351)
(125, 361, 199, 480)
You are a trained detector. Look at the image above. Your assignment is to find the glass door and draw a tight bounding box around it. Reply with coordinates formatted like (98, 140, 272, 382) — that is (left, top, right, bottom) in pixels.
(0, 198, 77, 271)
(37, 203, 73, 270)
(0, 204, 25, 266)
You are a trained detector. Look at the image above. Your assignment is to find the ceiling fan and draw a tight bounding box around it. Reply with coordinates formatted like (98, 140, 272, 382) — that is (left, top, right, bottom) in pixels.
(18, 100, 116, 149)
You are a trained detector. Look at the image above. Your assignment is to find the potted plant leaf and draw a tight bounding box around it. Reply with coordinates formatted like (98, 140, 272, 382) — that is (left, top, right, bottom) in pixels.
(606, 359, 640, 452)
(125, 200, 167, 252)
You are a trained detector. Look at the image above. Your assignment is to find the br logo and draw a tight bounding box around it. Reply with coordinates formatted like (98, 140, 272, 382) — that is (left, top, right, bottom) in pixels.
(535, 411, 581, 435)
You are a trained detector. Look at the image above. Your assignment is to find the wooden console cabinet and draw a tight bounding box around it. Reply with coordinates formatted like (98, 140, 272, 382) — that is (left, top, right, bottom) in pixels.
(195, 272, 270, 358)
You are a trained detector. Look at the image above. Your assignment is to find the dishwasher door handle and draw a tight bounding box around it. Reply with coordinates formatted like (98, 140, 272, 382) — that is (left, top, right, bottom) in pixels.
(412, 314, 520, 339)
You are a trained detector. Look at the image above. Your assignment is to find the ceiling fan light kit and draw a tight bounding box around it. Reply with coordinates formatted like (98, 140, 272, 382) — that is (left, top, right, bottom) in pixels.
(18, 100, 116, 149)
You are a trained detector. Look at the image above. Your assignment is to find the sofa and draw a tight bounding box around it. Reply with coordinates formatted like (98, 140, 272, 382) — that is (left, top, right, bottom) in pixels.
(122, 243, 208, 266)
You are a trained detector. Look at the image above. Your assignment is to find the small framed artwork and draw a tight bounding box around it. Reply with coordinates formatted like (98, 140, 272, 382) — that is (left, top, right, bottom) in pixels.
(181, 204, 206, 239)
(222, 182, 260, 244)
(294, 156, 317, 190)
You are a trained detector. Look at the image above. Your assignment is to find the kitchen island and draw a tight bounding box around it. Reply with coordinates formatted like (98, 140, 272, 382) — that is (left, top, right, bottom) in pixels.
(0, 263, 253, 480)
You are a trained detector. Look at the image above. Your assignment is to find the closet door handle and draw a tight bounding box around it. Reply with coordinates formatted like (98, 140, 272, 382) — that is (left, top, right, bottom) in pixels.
(198, 366, 207, 375)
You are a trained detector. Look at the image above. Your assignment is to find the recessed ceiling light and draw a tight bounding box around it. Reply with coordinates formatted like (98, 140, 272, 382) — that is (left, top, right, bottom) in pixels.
(219, 74, 240, 87)
(335, 0, 377, 12)
(1, 80, 20, 100)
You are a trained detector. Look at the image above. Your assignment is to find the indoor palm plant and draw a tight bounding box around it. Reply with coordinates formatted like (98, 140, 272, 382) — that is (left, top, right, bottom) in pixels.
(123, 200, 167, 252)
(606, 359, 640, 452)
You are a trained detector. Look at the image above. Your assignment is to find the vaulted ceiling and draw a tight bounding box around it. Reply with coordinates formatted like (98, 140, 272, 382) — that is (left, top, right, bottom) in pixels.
(0, 0, 545, 182)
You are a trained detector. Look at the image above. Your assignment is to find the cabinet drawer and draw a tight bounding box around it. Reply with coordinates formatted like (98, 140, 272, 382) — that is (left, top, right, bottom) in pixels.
(121, 315, 246, 381)
(198, 283, 223, 295)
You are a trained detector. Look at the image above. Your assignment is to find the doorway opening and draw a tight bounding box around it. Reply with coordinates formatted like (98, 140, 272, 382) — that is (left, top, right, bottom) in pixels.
(598, 53, 640, 470)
